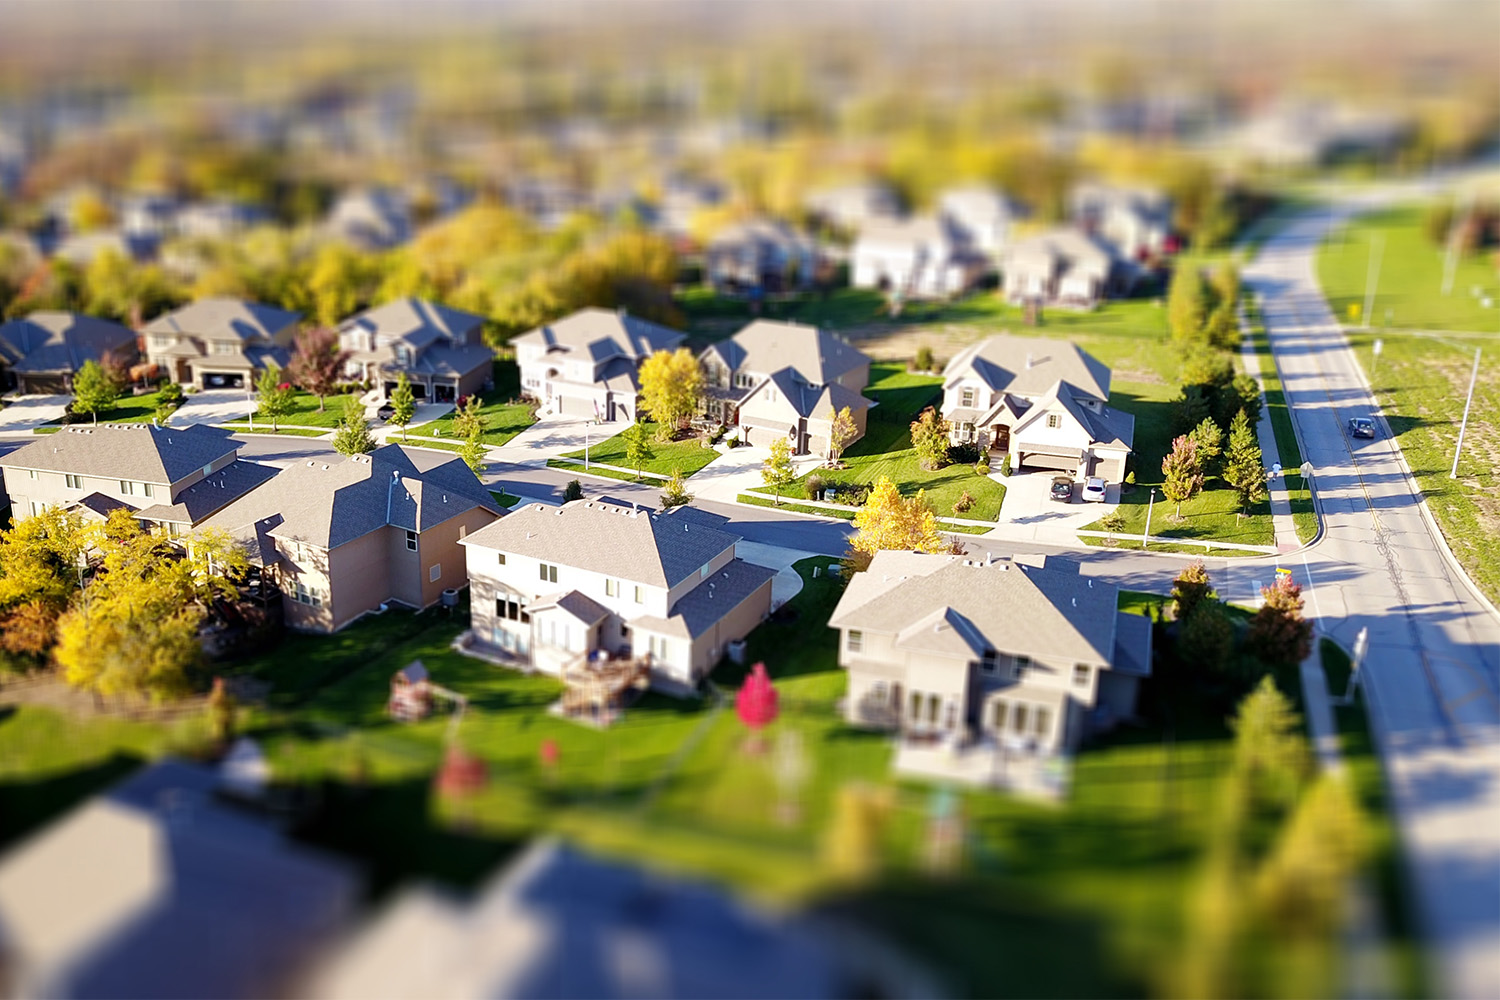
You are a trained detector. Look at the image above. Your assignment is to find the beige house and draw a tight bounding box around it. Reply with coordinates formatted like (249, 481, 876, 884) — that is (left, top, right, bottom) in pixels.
(0, 423, 276, 533)
(0, 311, 138, 395)
(829, 551, 1152, 785)
(1000, 227, 1130, 309)
(698, 320, 872, 457)
(513, 308, 685, 421)
(337, 297, 493, 403)
(941, 334, 1134, 482)
(196, 445, 502, 632)
(142, 298, 302, 389)
(850, 216, 986, 300)
(460, 499, 776, 696)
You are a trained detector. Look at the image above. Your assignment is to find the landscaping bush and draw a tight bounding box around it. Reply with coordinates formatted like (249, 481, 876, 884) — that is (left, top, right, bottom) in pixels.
(948, 442, 980, 465)
(1099, 509, 1127, 534)
(913, 345, 935, 373)
(952, 491, 974, 515)
(563, 479, 584, 502)
(805, 473, 825, 501)
(834, 483, 871, 507)
(973, 458, 990, 476)
(1000, 454, 1012, 477)
(157, 381, 184, 407)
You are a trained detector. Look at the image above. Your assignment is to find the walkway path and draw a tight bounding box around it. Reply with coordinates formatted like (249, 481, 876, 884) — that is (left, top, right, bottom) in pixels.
(1239, 308, 1302, 552)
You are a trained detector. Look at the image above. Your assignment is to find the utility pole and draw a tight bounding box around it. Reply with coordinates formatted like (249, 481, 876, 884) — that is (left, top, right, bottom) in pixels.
(1362, 232, 1384, 331)
(1451, 347, 1481, 478)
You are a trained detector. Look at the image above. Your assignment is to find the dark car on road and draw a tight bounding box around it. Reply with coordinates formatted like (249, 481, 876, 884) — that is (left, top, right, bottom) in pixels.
(1050, 476, 1075, 502)
(1347, 417, 1375, 439)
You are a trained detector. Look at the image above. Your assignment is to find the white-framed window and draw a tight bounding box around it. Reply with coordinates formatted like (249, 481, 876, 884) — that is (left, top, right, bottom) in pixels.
(119, 479, 133, 495)
(605, 579, 618, 597)
(1046, 413, 1061, 429)
(405, 530, 418, 551)
(700, 562, 711, 579)
(142, 483, 154, 498)
(846, 630, 863, 653)
(633, 584, 644, 603)
(765, 386, 777, 403)
(961, 386, 976, 407)
(991, 700, 1007, 730)
(396, 345, 411, 365)
(1012, 703, 1029, 733)
(647, 634, 669, 660)
(65, 474, 82, 490)
(539, 563, 558, 584)
(212, 341, 238, 355)
(292, 579, 324, 608)
(1012, 654, 1030, 678)
(429, 563, 441, 582)
(1073, 664, 1092, 686)
(1035, 707, 1051, 737)
(733, 371, 754, 389)
(496, 589, 529, 622)
(150, 335, 172, 350)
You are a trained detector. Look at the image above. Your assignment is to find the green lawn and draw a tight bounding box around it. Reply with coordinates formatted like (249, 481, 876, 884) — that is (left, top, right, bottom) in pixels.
(52, 388, 173, 425)
(489, 489, 522, 509)
(409, 360, 535, 446)
(762, 362, 1007, 521)
(1318, 201, 1500, 332)
(255, 391, 362, 428)
(546, 458, 665, 483)
(558, 422, 721, 478)
(220, 423, 330, 438)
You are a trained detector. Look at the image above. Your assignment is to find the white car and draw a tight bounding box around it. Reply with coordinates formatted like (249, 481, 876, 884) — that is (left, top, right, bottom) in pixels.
(1081, 477, 1108, 503)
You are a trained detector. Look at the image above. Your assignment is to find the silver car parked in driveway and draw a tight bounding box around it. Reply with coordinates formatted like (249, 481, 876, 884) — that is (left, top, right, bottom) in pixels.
(1081, 477, 1108, 502)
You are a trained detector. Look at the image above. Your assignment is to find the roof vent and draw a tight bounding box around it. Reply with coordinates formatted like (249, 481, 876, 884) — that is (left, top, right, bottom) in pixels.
(998, 563, 1009, 571)
(1025, 353, 1034, 369)
(1072, 597, 1077, 607)
(307, 461, 316, 467)
(556, 508, 563, 515)
(684, 523, 689, 532)
(322, 464, 329, 470)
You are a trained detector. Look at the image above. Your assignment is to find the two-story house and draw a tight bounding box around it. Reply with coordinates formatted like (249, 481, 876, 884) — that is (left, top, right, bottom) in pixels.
(698, 320, 873, 457)
(1000, 227, 1129, 309)
(337, 297, 494, 403)
(938, 185, 1024, 258)
(850, 216, 985, 300)
(1070, 182, 1173, 262)
(195, 445, 503, 633)
(141, 298, 302, 390)
(513, 308, 685, 422)
(0, 311, 138, 395)
(460, 499, 776, 695)
(829, 551, 1152, 787)
(0, 423, 277, 533)
(940, 334, 1134, 482)
(704, 219, 818, 297)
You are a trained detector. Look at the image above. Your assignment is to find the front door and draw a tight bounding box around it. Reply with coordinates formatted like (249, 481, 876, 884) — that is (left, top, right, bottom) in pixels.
(992, 424, 1010, 452)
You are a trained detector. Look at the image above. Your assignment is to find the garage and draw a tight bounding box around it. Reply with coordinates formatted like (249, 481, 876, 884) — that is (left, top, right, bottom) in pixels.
(1017, 447, 1082, 473)
(17, 373, 70, 394)
(200, 371, 246, 390)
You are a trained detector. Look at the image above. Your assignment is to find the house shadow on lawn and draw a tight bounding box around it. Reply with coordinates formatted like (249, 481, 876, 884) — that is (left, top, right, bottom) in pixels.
(0, 747, 148, 852)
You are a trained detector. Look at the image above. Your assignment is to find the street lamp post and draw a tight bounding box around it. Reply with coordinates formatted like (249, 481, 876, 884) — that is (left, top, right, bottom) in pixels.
(247, 387, 254, 431)
(1141, 487, 1158, 550)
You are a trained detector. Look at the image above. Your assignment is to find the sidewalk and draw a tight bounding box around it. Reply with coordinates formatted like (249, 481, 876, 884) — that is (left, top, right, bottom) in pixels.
(1240, 308, 1302, 553)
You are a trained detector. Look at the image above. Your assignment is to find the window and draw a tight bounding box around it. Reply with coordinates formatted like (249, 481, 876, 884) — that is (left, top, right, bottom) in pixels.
(292, 579, 324, 608)
(733, 371, 754, 389)
(927, 694, 941, 724)
(1012, 654, 1031, 678)
(65, 474, 82, 490)
(1034, 707, 1051, 737)
(496, 591, 529, 623)
(909, 691, 923, 720)
(980, 649, 997, 674)
(960, 386, 976, 407)
(765, 386, 777, 403)
(1073, 664, 1092, 686)
(991, 700, 1007, 730)
(405, 530, 418, 551)
(1012, 703, 1029, 733)
(605, 579, 618, 597)
(202, 463, 213, 477)
(429, 563, 441, 582)
(212, 341, 237, 355)
(119, 479, 133, 495)
(846, 630, 864, 653)
(497, 552, 507, 565)
(633, 585, 644, 603)
(150, 335, 172, 350)
(539, 563, 558, 584)
(1046, 413, 1061, 429)
(396, 345, 411, 365)
(700, 562, 711, 579)
(141, 483, 154, 499)
(647, 635, 669, 660)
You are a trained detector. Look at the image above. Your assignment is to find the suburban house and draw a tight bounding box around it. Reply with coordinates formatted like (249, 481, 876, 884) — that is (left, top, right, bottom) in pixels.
(0, 759, 358, 1000)
(323, 186, 413, 250)
(940, 334, 1134, 481)
(459, 499, 776, 695)
(829, 551, 1152, 788)
(1070, 182, 1174, 261)
(1000, 226, 1132, 309)
(938, 184, 1024, 257)
(142, 298, 302, 389)
(698, 320, 872, 457)
(0, 311, 138, 394)
(337, 297, 494, 403)
(804, 181, 902, 234)
(0, 423, 277, 533)
(704, 218, 818, 297)
(196, 445, 503, 633)
(173, 199, 270, 241)
(513, 307, 685, 421)
(654, 173, 728, 238)
(850, 216, 986, 299)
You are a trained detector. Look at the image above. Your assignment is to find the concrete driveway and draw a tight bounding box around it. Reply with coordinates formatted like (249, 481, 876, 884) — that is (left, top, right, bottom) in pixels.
(993, 470, 1117, 543)
(495, 414, 631, 464)
(168, 389, 255, 428)
(0, 394, 71, 431)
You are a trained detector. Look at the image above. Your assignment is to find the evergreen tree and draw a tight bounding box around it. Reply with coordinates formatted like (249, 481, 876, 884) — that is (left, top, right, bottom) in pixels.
(388, 371, 416, 442)
(1223, 410, 1268, 515)
(909, 406, 951, 471)
(1190, 416, 1223, 477)
(332, 398, 376, 455)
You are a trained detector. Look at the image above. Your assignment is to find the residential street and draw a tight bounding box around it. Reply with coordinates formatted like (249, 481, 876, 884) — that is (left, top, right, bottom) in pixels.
(1246, 203, 1500, 1000)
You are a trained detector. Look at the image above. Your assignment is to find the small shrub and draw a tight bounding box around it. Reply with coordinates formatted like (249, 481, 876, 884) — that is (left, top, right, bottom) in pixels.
(1123, 468, 1137, 493)
(563, 479, 584, 502)
(948, 442, 980, 465)
(1000, 454, 1012, 477)
(973, 458, 990, 476)
(805, 473, 825, 501)
(1099, 510, 1127, 533)
(952, 491, 974, 515)
(914, 345, 935, 372)
(157, 381, 184, 406)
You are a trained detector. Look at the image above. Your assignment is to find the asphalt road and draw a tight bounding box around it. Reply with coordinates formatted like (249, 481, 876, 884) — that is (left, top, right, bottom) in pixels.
(1247, 203, 1500, 999)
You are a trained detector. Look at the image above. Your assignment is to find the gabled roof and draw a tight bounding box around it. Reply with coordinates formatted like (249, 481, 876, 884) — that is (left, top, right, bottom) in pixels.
(133, 460, 280, 526)
(340, 297, 486, 348)
(743, 369, 872, 421)
(461, 499, 741, 590)
(0, 312, 135, 375)
(512, 308, 684, 364)
(0, 424, 239, 485)
(628, 558, 777, 639)
(530, 590, 613, 626)
(1012, 381, 1135, 451)
(852, 215, 963, 255)
(938, 185, 1024, 223)
(829, 551, 1120, 666)
(702, 320, 870, 388)
(943, 334, 1112, 402)
(142, 298, 301, 342)
(1002, 226, 1117, 272)
(196, 445, 502, 550)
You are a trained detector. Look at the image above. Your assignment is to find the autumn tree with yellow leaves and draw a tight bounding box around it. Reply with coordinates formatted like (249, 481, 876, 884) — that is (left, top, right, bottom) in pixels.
(846, 476, 956, 571)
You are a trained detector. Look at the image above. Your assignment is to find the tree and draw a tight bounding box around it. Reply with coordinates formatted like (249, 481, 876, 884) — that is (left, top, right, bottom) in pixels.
(913, 345, 935, 372)
(909, 406, 951, 471)
(1172, 560, 1217, 622)
(1253, 774, 1367, 936)
(71, 359, 117, 424)
(1168, 265, 1207, 342)
(458, 429, 487, 479)
(255, 364, 296, 432)
(563, 479, 584, 502)
(388, 371, 416, 442)
(332, 398, 376, 455)
(1229, 676, 1310, 807)
(286, 327, 352, 411)
(1223, 410, 1267, 515)
(661, 468, 692, 508)
(824, 782, 895, 883)
(1179, 601, 1234, 671)
(0, 599, 63, 662)
(1218, 373, 1263, 430)
(827, 405, 856, 467)
(848, 476, 953, 569)
(1247, 575, 1313, 664)
(620, 421, 655, 480)
(761, 437, 796, 504)
(1190, 416, 1223, 477)
(307, 243, 371, 327)
(450, 395, 487, 440)
(736, 661, 779, 741)
(637, 348, 704, 440)
(1160, 434, 1204, 519)
(0, 506, 89, 612)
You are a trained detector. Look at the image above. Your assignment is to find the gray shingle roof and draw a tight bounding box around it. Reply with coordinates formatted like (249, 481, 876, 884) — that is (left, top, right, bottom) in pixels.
(943, 334, 1112, 402)
(629, 558, 777, 639)
(702, 321, 870, 388)
(0, 312, 136, 375)
(530, 589, 612, 626)
(512, 308, 684, 363)
(133, 460, 280, 526)
(340, 297, 486, 348)
(1112, 612, 1154, 678)
(0, 424, 239, 485)
(829, 551, 1120, 665)
(461, 499, 741, 589)
(196, 445, 501, 550)
(142, 298, 301, 342)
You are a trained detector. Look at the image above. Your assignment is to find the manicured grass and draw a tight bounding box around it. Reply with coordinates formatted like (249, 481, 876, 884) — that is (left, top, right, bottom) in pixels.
(220, 423, 330, 438)
(409, 359, 535, 447)
(1245, 299, 1319, 544)
(546, 458, 666, 483)
(489, 489, 522, 509)
(254, 391, 363, 429)
(782, 363, 1008, 521)
(1318, 201, 1500, 332)
(49, 388, 173, 425)
(557, 422, 720, 478)
(736, 492, 854, 518)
